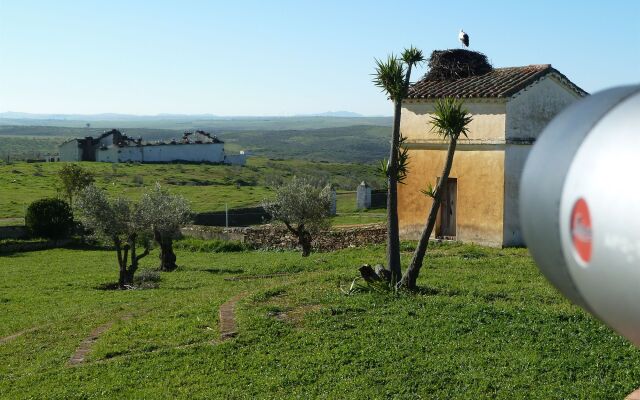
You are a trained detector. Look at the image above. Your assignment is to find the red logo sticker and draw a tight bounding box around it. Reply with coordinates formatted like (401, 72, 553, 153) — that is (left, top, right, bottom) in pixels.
(571, 198, 592, 264)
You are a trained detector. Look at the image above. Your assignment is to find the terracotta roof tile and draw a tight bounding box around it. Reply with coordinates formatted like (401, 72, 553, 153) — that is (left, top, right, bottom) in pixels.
(407, 65, 587, 99)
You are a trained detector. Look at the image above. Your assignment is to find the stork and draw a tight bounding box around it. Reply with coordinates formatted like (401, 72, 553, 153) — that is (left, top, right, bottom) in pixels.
(458, 29, 469, 48)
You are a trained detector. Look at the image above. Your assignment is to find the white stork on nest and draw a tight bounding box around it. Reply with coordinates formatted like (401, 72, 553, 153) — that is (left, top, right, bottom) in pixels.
(459, 29, 469, 48)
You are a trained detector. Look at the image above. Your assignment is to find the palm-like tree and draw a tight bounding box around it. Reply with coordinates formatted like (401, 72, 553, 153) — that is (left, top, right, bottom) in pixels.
(400, 98, 472, 289)
(373, 46, 424, 285)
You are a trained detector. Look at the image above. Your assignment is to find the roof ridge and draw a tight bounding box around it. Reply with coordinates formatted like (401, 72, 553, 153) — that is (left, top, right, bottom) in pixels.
(408, 64, 585, 99)
(494, 64, 551, 70)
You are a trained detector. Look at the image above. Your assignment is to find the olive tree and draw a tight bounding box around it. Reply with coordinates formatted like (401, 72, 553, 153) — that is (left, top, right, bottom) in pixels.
(76, 185, 150, 288)
(58, 163, 94, 205)
(262, 177, 332, 257)
(138, 183, 192, 271)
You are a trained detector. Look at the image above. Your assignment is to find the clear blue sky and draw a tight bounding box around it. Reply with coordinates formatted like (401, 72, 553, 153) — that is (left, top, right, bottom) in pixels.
(1, 0, 638, 116)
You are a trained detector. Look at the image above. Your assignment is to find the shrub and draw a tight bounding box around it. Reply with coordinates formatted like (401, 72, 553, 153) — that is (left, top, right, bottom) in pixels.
(134, 269, 161, 290)
(135, 269, 161, 283)
(25, 198, 74, 239)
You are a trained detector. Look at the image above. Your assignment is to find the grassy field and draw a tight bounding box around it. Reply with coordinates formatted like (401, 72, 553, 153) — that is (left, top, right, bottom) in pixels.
(0, 122, 391, 164)
(1, 242, 639, 398)
(0, 159, 384, 220)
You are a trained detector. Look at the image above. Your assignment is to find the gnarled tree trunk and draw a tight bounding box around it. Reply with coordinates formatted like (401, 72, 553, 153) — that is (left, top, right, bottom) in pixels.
(299, 230, 312, 257)
(114, 234, 150, 288)
(155, 231, 177, 271)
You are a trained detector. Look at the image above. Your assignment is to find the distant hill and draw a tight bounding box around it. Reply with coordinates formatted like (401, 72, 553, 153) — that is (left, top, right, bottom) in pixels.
(0, 111, 391, 129)
(300, 111, 364, 117)
(0, 114, 392, 131)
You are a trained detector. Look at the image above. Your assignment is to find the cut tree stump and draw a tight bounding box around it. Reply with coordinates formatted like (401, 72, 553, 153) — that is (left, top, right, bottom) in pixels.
(626, 388, 640, 400)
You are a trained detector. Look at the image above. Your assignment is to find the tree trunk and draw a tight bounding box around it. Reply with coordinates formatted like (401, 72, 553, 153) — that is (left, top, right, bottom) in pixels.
(400, 136, 459, 290)
(119, 269, 134, 287)
(386, 99, 403, 284)
(386, 62, 415, 285)
(114, 239, 129, 288)
(159, 237, 177, 271)
(299, 231, 312, 257)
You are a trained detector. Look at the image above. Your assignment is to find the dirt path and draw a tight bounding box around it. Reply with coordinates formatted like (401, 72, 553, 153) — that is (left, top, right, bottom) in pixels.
(68, 313, 133, 366)
(218, 293, 246, 341)
(224, 272, 294, 282)
(0, 327, 38, 345)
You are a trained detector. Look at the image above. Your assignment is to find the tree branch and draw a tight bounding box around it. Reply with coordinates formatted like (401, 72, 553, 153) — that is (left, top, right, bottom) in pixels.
(136, 246, 150, 262)
(283, 221, 298, 235)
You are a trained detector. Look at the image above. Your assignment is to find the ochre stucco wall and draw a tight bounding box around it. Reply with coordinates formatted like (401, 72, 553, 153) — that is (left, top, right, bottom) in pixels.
(401, 100, 507, 141)
(398, 147, 505, 247)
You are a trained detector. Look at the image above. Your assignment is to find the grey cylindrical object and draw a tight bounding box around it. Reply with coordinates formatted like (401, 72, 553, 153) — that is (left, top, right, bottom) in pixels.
(520, 85, 640, 346)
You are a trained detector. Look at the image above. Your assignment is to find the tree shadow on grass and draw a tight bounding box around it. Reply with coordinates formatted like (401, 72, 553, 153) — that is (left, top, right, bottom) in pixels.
(415, 285, 462, 297)
(201, 267, 244, 274)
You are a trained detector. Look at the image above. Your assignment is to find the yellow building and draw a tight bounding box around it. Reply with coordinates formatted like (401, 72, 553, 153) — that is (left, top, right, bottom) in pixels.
(398, 64, 587, 247)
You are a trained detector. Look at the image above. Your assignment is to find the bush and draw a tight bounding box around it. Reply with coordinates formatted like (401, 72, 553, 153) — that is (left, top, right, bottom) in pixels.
(134, 270, 161, 288)
(25, 198, 74, 240)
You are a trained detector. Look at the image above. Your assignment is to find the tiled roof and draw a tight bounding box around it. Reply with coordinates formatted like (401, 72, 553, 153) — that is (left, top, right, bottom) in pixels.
(407, 65, 588, 99)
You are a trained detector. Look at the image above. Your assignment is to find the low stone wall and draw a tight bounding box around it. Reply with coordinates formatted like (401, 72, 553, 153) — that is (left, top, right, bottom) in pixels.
(0, 226, 28, 240)
(180, 225, 246, 242)
(181, 224, 387, 252)
(0, 239, 72, 254)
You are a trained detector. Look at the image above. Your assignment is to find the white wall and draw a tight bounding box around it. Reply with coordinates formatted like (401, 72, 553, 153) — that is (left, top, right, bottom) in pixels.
(96, 147, 119, 163)
(117, 146, 143, 162)
(502, 76, 583, 246)
(59, 140, 81, 161)
(506, 75, 582, 140)
(502, 144, 530, 246)
(142, 143, 224, 163)
(224, 154, 247, 166)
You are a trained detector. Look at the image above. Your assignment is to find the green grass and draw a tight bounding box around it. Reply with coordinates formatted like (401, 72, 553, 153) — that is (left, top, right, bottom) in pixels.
(0, 159, 383, 219)
(1, 243, 639, 398)
(331, 212, 386, 226)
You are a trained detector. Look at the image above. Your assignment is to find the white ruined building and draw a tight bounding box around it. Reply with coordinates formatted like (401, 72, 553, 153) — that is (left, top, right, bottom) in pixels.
(59, 129, 246, 165)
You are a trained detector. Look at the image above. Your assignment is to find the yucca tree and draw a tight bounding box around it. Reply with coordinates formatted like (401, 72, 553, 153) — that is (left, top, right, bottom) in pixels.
(400, 98, 472, 289)
(373, 46, 424, 285)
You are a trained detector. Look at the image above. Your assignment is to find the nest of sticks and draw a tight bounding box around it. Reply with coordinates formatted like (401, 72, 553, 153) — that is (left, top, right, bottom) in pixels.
(425, 49, 493, 81)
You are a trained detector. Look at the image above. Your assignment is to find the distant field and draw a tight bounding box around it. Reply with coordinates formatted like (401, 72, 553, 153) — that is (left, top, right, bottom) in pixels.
(219, 125, 390, 163)
(0, 136, 69, 159)
(0, 158, 385, 220)
(0, 123, 391, 163)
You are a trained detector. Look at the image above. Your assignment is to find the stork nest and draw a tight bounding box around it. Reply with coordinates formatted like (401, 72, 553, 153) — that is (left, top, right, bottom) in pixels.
(425, 49, 493, 81)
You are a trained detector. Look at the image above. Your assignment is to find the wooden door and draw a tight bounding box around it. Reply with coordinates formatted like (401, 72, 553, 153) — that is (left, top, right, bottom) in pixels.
(437, 178, 457, 238)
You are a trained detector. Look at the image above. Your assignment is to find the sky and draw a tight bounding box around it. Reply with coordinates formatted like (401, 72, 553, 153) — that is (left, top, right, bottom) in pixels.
(0, 0, 639, 116)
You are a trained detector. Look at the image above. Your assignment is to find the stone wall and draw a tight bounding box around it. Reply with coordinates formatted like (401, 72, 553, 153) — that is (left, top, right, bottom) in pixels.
(0, 226, 28, 240)
(0, 239, 72, 254)
(181, 224, 387, 252)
